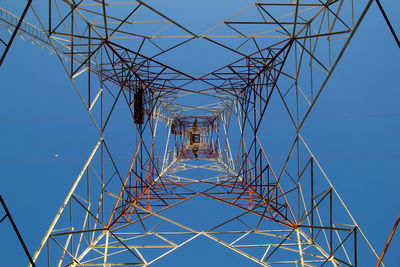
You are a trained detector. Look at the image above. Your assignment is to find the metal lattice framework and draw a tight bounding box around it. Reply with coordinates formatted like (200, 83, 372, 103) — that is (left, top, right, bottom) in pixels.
(0, 0, 387, 266)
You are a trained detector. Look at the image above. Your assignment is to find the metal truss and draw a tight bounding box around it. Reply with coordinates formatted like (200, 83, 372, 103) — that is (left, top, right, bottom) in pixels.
(0, 0, 389, 266)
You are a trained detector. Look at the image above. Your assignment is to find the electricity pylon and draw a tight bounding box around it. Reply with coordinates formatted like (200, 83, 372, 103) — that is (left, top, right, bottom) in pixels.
(0, 0, 385, 266)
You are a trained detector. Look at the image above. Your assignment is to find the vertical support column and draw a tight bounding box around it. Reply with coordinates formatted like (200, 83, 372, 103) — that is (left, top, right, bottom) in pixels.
(70, 4, 74, 77)
(88, 25, 91, 108)
(330, 188, 333, 256)
(354, 227, 358, 267)
(48, 0, 52, 34)
(311, 158, 314, 242)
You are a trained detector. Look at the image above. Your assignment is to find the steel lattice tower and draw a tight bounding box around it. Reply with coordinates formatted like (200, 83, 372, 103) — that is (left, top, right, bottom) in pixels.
(0, 0, 391, 266)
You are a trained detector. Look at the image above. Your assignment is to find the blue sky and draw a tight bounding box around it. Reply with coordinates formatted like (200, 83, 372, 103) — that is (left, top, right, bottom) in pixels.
(0, 0, 399, 266)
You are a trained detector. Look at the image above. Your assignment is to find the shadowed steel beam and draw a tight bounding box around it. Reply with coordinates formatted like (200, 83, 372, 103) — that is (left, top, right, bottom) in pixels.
(0, 0, 33, 67)
(375, 0, 400, 48)
(0, 195, 36, 266)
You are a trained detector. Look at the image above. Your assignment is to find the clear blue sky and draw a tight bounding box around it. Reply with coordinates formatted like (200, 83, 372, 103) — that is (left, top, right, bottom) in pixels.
(0, 0, 399, 266)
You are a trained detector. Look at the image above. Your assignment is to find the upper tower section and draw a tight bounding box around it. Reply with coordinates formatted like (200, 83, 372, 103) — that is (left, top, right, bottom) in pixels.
(171, 116, 218, 160)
